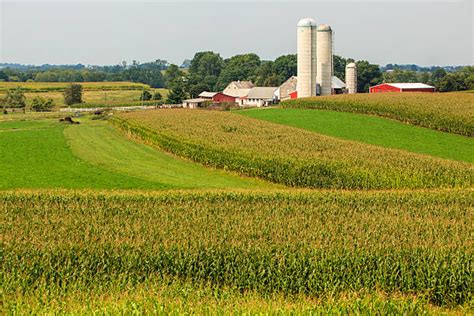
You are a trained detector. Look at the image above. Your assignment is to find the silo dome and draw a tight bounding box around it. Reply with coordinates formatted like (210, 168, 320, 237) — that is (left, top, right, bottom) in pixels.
(298, 18, 317, 27)
(346, 62, 356, 68)
(317, 24, 332, 31)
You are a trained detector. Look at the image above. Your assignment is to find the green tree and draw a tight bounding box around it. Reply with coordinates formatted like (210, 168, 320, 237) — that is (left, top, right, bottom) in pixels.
(273, 54, 297, 83)
(167, 81, 187, 104)
(31, 96, 54, 112)
(436, 73, 467, 92)
(188, 83, 209, 98)
(153, 91, 162, 101)
(188, 51, 224, 92)
(164, 64, 185, 88)
(63, 83, 83, 105)
(140, 90, 152, 101)
(356, 61, 383, 92)
(333, 55, 348, 81)
(255, 61, 276, 86)
(216, 53, 261, 90)
(5, 87, 26, 109)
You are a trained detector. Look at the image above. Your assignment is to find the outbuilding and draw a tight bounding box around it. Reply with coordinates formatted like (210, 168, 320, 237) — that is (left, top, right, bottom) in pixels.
(369, 83, 435, 93)
(198, 91, 236, 103)
(182, 98, 207, 109)
(241, 87, 278, 107)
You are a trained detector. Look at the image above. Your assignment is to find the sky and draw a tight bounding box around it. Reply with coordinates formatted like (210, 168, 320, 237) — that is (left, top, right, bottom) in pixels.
(1, 0, 473, 67)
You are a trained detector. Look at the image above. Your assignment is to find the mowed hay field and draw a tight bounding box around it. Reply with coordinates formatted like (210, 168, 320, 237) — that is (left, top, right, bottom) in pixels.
(2, 190, 472, 314)
(282, 92, 474, 137)
(0, 81, 169, 107)
(0, 118, 271, 189)
(240, 108, 474, 163)
(115, 109, 472, 189)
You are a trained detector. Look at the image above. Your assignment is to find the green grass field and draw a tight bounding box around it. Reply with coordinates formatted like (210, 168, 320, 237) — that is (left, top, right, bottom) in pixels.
(240, 108, 474, 163)
(0, 118, 272, 190)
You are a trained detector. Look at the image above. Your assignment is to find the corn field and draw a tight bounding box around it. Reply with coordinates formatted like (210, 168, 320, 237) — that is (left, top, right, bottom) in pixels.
(114, 110, 472, 189)
(282, 92, 474, 137)
(1, 189, 472, 313)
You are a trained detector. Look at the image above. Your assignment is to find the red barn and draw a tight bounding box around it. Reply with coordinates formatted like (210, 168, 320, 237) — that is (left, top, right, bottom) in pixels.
(370, 83, 435, 93)
(199, 91, 236, 103)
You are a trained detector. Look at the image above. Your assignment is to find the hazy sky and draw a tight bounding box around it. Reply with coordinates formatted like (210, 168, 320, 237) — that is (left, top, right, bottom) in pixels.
(1, 0, 473, 66)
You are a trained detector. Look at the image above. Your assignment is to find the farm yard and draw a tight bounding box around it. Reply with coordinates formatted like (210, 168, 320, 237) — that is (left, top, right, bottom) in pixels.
(1, 92, 473, 314)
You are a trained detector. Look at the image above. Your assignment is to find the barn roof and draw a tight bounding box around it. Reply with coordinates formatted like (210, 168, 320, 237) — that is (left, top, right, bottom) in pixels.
(332, 76, 346, 89)
(223, 88, 252, 98)
(384, 83, 435, 89)
(230, 81, 254, 89)
(247, 87, 277, 99)
(199, 91, 218, 98)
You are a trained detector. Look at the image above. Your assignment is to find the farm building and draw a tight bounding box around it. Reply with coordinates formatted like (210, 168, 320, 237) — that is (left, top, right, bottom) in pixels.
(223, 81, 255, 98)
(370, 83, 435, 93)
(198, 91, 236, 103)
(240, 87, 278, 107)
(275, 76, 297, 100)
(182, 98, 207, 109)
(280, 76, 346, 99)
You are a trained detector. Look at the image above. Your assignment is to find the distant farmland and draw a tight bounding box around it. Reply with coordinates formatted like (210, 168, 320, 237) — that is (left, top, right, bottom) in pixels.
(0, 81, 169, 106)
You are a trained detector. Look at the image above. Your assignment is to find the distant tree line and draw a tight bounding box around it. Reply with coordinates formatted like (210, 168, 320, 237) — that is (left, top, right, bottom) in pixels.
(1, 55, 472, 105)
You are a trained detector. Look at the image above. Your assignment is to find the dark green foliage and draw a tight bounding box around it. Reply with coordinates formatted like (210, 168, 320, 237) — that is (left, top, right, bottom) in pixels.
(187, 51, 224, 92)
(153, 91, 162, 100)
(356, 60, 383, 92)
(333, 55, 347, 81)
(63, 83, 83, 105)
(166, 81, 187, 104)
(164, 64, 185, 88)
(216, 54, 261, 90)
(31, 96, 54, 112)
(140, 90, 152, 101)
(273, 54, 297, 82)
(4, 87, 26, 108)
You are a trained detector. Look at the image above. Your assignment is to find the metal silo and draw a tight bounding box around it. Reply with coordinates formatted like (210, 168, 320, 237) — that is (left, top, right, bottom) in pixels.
(345, 63, 357, 94)
(297, 18, 317, 98)
(316, 24, 333, 96)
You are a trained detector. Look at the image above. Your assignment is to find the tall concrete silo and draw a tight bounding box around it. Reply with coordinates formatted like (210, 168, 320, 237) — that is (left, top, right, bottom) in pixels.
(345, 63, 357, 94)
(316, 24, 333, 96)
(297, 18, 317, 98)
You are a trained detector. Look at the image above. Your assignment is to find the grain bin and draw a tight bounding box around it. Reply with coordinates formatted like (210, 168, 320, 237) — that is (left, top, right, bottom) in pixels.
(345, 63, 357, 94)
(297, 18, 317, 98)
(316, 24, 333, 96)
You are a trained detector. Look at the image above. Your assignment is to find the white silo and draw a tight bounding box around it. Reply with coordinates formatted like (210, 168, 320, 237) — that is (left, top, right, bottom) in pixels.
(345, 63, 357, 94)
(297, 18, 317, 98)
(316, 24, 333, 96)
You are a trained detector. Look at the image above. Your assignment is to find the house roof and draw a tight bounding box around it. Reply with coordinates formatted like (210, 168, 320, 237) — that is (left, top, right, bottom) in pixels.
(198, 91, 218, 98)
(247, 87, 277, 99)
(223, 88, 252, 98)
(332, 76, 346, 89)
(229, 81, 254, 89)
(183, 98, 207, 103)
(385, 83, 435, 89)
